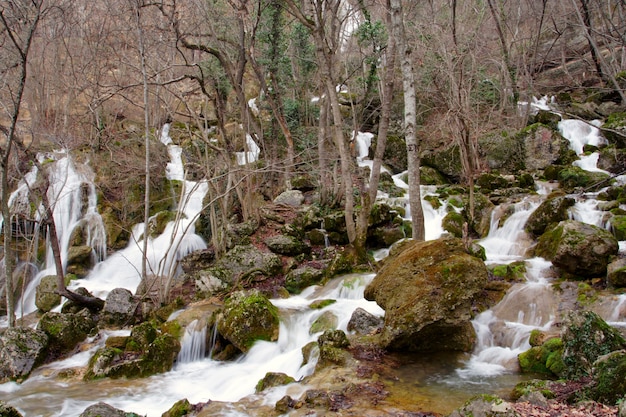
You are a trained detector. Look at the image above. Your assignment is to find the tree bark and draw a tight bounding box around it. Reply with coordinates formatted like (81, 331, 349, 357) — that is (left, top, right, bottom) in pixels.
(391, 0, 425, 241)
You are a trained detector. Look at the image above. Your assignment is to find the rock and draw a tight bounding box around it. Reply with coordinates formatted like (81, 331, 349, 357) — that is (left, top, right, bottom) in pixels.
(265, 234, 311, 256)
(364, 236, 488, 352)
(608, 257, 626, 287)
(0, 401, 23, 417)
(284, 266, 325, 294)
(100, 288, 140, 327)
(273, 190, 304, 207)
(316, 330, 351, 369)
(592, 350, 626, 404)
(347, 307, 383, 335)
(217, 290, 279, 353)
(442, 211, 465, 238)
(162, 399, 193, 417)
(518, 337, 565, 377)
(79, 402, 141, 417)
(524, 195, 575, 237)
(35, 275, 62, 313)
(448, 394, 516, 417)
(558, 166, 611, 193)
(534, 220, 618, 277)
(38, 309, 96, 359)
(611, 215, 626, 241)
(255, 372, 296, 393)
(65, 245, 95, 278)
(0, 327, 48, 382)
(422, 144, 463, 182)
(561, 310, 626, 379)
(206, 244, 282, 287)
(309, 310, 338, 334)
(179, 248, 216, 274)
(367, 224, 406, 248)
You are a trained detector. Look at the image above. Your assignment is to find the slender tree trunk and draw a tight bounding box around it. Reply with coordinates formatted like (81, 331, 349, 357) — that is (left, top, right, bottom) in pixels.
(391, 0, 425, 241)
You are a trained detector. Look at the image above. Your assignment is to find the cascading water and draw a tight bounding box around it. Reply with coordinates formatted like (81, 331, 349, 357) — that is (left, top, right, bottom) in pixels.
(70, 124, 208, 298)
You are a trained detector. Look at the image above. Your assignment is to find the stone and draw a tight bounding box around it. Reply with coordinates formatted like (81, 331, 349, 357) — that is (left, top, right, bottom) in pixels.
(524, 195, 575, 237)
(364, 236, 488, 352)
(284, 266, 325, 294)
(79, 402, 141, 417)
(273, 190, 304, 207)
(65, 245, 95, 278)
(592, 350, 626, 404)
(608, 257, 626, 287)
(38, 309, 96, 359)
(0, 401, 23, 417)
(35, 275, 62, 313)
(100, 288, 140, 327)
(561, 310, 626, 379)
(309, 311, 338, 334)
(0, 327, 48, 382)
(347, 307, 383, 335)
(217, 290, 279, 353)
(255, 372, 296, 393)
(265, 234, 311, 256)
(534, 220, 618, 277)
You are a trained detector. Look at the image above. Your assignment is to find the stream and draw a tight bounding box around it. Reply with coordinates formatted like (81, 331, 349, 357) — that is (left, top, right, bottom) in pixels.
(2, 116, 626, 416)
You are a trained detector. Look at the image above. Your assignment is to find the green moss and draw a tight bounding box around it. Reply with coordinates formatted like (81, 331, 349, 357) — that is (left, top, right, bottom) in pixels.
(309, 299, 336, 309)
(577, 282, 598, 306)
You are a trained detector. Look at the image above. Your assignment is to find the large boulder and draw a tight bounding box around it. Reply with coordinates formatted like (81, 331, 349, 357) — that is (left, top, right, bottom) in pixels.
(0, 327, 48, 382)
(284, 265, 325, 294)
(534, 220, 618, 277)
(265, 234, 311, 256)
(38, 309, 97, 359)
(35, 275, 62, 313)
(607, 257, 626, 287)
(217, 290, 280, 353)
(524, 195, 575, 237)
(561, 310, 626, 379)
(364, 236, 489, 352)
(79, 402, 142, 417)
(591, 350, 626, 404)
(65, 245, 95, 278)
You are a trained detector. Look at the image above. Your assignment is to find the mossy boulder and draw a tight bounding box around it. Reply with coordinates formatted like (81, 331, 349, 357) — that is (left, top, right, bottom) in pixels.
(65, 245, 95, 278)
(558, 166, 612, 192)
(38, 309, 97, 359)
(422, 144, 462, 182)
(607, 257, 626, 287)
(367, 224, 406, 248)
(35, 275, 62, 313)
(602, 112, 626, 148)
(610, 214, 626, 240)
(309, 311, 338, 334)
(561, 310, 626, 379)
(255, 372, 296, 393)
(0, 401, 23, 417)
(79, 402, 142, 417)
(591, 350, 626, 404)
(0, 327, 49, 382)
(347, 307, 383, 335)
(284, 265, 325, 294)
(518, 337, 565, 377)
(448, 394, 513, 417)
(265, 234, 311, 256)
(162, 399, 193, 417)
(534, 220, 618, 277)
(364, 235, 489, 352)
(316, 330, 351, 369)
(442, 211, 465, 238)
(211, 244, 283, 285)
(217, 290, 279, 353)
(524, 195, 575, 237)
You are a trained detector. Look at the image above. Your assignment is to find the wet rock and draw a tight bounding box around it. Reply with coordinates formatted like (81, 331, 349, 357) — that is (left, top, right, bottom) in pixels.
(534, 220, 618, 277)
(592, 350, 626, 404)
(213, 244, 282, 286)
(558, 166, 611, 193)
(217, 290, 279, 353)
(100, 288, 140, 327)
(273, 189, 304, 207)
(365, 236, 488, 352)
(179, 248, 216, 274)
(347, 307, 383, 335)
(608, 257, 626, 287)
(448, 394, 516, 417)
(518, 337, 565, 377)
(255, 372, 296, 393)
(0, 327, 48, 382)
(35, 275, 62, 313)
(316, 329, 351, 368)
(66, 245, 95, 278)
(284, 266, 325, 294)
(611, 215, 626, 241)
(367, 224, 406, 248)
(561, 310, 626, 379)
(0, 401, 23, 417)
(79, 402, 141, 417)
(309, 310, 338, 334)
(38, 309, 96, 359)
(524, 195, 575, 237)
(265, 234, 311, 256)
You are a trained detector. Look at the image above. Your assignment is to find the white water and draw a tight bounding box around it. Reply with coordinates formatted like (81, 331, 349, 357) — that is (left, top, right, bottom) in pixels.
(70, 125, 208, 298)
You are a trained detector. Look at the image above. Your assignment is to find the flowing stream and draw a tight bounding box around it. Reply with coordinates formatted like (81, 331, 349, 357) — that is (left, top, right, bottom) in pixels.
(2, 121, 626, 415)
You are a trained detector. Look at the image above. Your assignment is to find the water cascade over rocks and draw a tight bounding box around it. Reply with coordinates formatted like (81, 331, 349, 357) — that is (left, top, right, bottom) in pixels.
(2, 112, 626, 416)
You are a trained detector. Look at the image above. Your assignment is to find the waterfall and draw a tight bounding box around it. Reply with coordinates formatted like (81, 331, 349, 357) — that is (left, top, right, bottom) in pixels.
(71, 125, 208, 298)
(177, 319, 208, 364)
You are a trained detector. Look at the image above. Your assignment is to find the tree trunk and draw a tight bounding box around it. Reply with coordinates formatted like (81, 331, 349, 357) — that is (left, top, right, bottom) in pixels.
(391, 0, 425, 241)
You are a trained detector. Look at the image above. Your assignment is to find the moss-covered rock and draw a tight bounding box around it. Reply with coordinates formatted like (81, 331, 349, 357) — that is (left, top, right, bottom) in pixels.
(284, 266, 325, 294)
(255, 372, 296, 393)
(0, 401, 23, 417)
(610, 214, 626, 241)
(364, 235, 489, 352)
(309, 311, 338, 334)
(518, 337, 565, 377)
(100, 288, 140, 327)
(442, 211, 465, 238)
(38, 309, 97, 359)
(265, 234, 311, 256)
(316, 330, 351, 369)
(79, 401, 142, 417)
(524, 195, 575, 237)
(602, 112, 626, 148)
(534, 220, 618, 277)
(561, 310, 626, 379)
(591, 350, 626, 404)
(65, 245, 95, 278)
(558, 166, 612, 192)
(35, 275, 62, 313)
(0, 327, 49, 382)
(607, 257, 626, 287)
(422, 144, 462, 182)
(217, 290, 279, 353)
